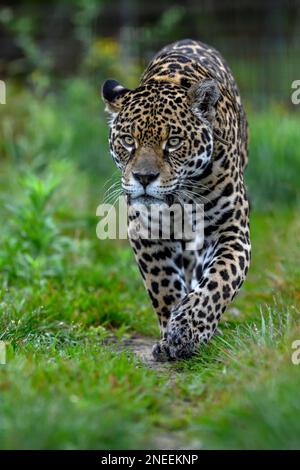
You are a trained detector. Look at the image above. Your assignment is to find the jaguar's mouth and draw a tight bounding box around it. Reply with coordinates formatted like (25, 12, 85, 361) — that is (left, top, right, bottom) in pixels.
(127, 194, 175, 207)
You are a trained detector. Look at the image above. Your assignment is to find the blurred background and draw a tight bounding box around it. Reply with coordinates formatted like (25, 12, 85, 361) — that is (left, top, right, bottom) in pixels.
(1, 0, 300, 104)
(0, 0, 300, 451)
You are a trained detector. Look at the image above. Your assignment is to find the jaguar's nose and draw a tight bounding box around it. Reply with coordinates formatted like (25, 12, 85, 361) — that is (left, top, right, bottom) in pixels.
(132, 171, 160, 188)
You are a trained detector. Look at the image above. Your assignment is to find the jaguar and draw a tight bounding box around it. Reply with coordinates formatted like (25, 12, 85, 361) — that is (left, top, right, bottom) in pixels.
(101, 39, 251, 361)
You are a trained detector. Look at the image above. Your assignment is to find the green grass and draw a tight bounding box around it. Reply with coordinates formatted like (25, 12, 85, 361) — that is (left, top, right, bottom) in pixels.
(0, 81, 300, 449)
(0, 346, 168, 450)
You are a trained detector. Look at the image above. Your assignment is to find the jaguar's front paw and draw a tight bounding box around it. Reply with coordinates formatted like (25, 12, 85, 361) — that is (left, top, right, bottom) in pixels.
(152, 330, 196, 361)
(152, 340, 172, 362)
(166, 327, 196, 360)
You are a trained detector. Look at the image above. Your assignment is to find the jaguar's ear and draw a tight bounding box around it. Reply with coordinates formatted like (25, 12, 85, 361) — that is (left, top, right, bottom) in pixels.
(101, 79, 130, 115)
(188, 79, 220, 124)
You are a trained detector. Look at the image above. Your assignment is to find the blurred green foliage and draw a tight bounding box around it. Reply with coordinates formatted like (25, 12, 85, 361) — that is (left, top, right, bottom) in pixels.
(1, 1, 299, 104)
(0, 170, 80, 282)
(247, 107, 300, 207)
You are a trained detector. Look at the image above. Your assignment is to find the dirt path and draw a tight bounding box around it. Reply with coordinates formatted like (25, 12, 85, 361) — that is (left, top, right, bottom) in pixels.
(121, 335, 172, 372)
(105, 333, 173, 373)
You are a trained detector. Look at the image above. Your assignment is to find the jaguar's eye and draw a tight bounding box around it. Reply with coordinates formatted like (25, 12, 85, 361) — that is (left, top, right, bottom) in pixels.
(121, 134, 135, 149)
(166, 137, 182, 151)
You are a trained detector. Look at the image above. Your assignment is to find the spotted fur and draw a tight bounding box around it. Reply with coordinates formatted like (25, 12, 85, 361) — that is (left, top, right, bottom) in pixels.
(101, 39, 251, 361)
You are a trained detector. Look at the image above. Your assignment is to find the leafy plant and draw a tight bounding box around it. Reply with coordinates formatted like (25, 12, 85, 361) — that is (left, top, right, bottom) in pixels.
(0, 171, 77, 282)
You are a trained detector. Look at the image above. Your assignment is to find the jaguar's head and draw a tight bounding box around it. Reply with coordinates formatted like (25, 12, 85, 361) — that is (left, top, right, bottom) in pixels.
(101, 78, 219, 205)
